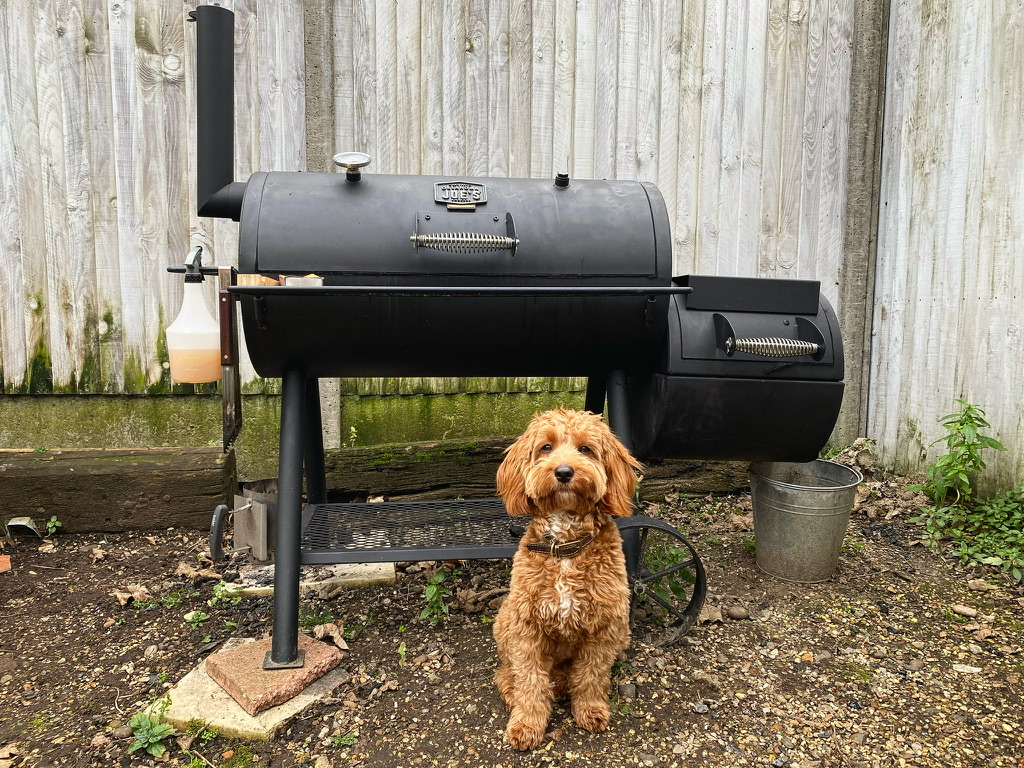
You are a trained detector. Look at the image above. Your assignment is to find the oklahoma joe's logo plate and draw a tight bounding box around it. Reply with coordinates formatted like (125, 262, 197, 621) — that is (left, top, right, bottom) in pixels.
(434, 181, 487, 205)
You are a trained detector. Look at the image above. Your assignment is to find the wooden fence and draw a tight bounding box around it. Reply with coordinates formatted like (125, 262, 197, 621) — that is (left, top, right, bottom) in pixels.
(0, 0, 857, 392)
(2, 0, 1020, 488)
(871, 0, 1024, 493)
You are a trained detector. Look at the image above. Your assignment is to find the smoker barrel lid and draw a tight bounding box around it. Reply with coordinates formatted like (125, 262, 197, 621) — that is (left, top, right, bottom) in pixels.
(235, 172, 673, 282)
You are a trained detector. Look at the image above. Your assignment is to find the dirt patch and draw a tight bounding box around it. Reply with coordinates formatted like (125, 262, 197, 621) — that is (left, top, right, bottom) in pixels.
(1, 463, 1022, 768)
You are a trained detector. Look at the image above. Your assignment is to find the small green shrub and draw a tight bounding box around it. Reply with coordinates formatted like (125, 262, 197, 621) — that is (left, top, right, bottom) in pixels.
(127, 711, 175, 758)
(946, 484, 1024, 581)
(910, 400, 1021, 581)
(910, 399, 1005, 507)
(420, 568, 454, 624)
(184, 611, 210, 628)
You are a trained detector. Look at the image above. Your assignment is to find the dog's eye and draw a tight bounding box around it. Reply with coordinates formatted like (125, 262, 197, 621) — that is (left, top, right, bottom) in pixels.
(578, 445, 591, 454)
(540, 444, 553, 453)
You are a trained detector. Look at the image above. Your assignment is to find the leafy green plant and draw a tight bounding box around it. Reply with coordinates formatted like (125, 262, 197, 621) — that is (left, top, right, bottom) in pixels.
(911, 400, 1005, 507)
(298, 606, 337, 630)
(331, 731, 359, 748)
(936, 484, 1024, 581)
(127, 711, 175, 758)
(208, 582, 243, 607)
(161, 590, 185, 609)
(910, 401, 1021, 581)
(341, 425, 360, 449)
(419, 568, 454, 624)
(184, 611, 210, 628)
(637, 539, 697, 625)
(819, 443, 846, 460)
(44, 516, 62, 536)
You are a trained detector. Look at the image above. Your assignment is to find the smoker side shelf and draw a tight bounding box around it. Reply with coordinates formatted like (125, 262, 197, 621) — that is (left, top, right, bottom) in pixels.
(298, 498, 522, 564)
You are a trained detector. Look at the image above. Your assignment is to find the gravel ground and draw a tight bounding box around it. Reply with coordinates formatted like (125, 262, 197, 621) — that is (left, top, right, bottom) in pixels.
(1, 452, 1022, 767)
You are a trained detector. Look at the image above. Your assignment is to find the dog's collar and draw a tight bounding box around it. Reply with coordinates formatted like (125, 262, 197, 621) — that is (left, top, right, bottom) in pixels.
(525, 532, 596, 559)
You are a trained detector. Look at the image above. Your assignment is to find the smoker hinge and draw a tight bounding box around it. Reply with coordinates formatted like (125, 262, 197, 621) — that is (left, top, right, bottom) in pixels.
(643, 296, 659, 326)
(254, 295, 268, 330)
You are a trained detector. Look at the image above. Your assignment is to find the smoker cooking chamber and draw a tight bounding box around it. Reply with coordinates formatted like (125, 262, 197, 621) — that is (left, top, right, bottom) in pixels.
(234, 172, 674, 378)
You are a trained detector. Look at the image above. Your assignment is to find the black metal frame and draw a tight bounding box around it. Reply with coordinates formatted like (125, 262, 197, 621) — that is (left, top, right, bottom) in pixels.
(264, 369, 643, 668)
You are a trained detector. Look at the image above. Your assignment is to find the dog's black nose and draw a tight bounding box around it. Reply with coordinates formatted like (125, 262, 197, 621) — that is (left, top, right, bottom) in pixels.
(554, 465, 574, 483)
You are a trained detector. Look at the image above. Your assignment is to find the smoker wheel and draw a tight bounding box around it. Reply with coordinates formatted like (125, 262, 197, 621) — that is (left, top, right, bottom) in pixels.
(617, 516, 707, 641)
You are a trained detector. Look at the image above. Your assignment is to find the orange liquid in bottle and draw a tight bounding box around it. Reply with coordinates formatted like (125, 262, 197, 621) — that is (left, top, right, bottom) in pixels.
(168, 347, 222, 383)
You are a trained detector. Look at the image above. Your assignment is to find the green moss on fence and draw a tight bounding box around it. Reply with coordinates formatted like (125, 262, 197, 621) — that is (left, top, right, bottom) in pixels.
(0, 388, 584, 483)
(340, 390, 585, 447)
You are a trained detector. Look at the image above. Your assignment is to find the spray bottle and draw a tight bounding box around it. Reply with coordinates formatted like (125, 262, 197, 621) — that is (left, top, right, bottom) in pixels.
(166, 246, 222, 383)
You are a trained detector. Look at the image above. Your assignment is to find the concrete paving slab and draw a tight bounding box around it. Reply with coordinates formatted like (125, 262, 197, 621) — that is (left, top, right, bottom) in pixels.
(231, 561, 396, 597)
(152, 638, 350, 741)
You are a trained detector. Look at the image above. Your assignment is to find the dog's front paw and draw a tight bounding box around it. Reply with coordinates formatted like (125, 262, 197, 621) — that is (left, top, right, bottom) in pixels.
(506, 718, 546, 751)
(573, 702, 610, 734)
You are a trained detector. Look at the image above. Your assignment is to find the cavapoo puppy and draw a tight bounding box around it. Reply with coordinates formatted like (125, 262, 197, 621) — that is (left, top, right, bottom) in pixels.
(493, 408, 642, 750)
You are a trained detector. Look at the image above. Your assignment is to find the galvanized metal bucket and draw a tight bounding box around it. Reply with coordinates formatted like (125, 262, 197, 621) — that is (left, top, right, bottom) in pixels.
(749, 460, 863, 583)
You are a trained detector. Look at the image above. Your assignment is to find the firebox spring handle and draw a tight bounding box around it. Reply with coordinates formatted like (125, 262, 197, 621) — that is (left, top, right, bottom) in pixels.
(713, 313, 822, 358)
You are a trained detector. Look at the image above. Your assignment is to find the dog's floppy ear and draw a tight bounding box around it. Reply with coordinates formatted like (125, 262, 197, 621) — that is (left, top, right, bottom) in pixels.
(497, 422, 536, 519)
(597, 423, 643, 517)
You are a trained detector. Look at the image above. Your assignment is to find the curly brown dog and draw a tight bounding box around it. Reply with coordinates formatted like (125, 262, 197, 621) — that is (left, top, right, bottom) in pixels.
(493, 408, 641, 751)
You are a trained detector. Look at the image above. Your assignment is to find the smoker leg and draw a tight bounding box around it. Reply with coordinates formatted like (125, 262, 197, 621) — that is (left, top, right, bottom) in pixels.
(605, 370, 641, 565)
(265, 368, 307, 669)
(303, 378, 327, 505)
(584, 376, 607, 416)
(604, 370, 634, 453)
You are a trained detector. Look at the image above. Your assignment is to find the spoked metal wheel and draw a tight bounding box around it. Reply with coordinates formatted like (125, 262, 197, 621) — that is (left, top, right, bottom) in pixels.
(616, 516, 707, 643)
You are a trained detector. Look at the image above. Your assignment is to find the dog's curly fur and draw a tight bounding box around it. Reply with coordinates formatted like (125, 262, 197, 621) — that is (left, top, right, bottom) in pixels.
(493, 408, 642, 751)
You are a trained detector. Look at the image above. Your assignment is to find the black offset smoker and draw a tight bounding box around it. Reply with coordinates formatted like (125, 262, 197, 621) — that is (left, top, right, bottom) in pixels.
(183, 6, 845, 668)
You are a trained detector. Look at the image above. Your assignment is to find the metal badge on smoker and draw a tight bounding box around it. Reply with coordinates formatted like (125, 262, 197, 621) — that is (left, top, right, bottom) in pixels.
(435, 181, 487, 210)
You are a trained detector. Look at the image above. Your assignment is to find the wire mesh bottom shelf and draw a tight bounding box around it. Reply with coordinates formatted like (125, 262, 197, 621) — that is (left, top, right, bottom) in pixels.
(300, 498, 523, 564)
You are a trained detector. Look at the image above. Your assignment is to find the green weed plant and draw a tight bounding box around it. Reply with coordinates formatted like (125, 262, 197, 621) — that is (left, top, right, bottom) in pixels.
(127, 710, 175, 758)
(420, 568, 455, 624)
(910, 400, 1021, 582)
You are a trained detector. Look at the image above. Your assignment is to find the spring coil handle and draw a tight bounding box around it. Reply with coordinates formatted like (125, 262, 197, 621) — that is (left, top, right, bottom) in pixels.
(411, 232, 519, 254)
(726, 337, 821, 357)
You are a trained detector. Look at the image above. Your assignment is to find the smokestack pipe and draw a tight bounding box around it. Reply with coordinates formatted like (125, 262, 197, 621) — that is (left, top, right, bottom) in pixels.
(191, 5, 246, 220)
